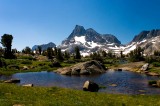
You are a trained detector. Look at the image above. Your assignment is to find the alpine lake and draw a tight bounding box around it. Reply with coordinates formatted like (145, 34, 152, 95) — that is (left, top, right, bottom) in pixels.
(1, 70, 160, 95)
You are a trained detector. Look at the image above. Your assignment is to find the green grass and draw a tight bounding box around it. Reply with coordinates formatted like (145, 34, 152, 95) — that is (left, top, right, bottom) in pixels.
(0, 83, 160, 106)
(0, 58, 75, 75)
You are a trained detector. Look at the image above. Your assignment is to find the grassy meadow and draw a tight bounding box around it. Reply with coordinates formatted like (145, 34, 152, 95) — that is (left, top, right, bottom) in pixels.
(0, 83, 160, 106)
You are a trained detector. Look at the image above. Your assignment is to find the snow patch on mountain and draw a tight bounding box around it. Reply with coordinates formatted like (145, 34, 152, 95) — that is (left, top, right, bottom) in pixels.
(123, 43, 137, 54)
(74, 36, 86, 44)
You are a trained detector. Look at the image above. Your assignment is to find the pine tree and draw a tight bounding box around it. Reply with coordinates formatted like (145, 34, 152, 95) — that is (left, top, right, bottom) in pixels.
(38, 46, 42, 55)
(75, 46, 81, 59)
(56, 48, 64, 61)
(1, 34, 14, 58)
(64, 50, 70, 59)
(47, 47, 54, 59)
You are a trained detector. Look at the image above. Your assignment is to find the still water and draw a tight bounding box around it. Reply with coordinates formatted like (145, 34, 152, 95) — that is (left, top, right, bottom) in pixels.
(1, 70, 160, 94)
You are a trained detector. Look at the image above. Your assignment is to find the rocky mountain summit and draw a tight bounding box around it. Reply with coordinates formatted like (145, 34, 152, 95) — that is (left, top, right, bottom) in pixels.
(124, 29, 160, 55)
(131, 29, 160, 43)
(61, 25, 121, 45)
(59, 25, 121, 56)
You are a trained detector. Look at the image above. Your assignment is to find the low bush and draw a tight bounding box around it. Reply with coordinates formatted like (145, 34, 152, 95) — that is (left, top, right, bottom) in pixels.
(152, 62, 160, 67)
(0, 58, 6, 67)
(49, 61, 61, 67)
(21, 60, 32, 64)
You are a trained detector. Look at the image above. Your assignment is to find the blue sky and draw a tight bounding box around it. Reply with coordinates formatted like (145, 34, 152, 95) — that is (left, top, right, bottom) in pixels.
(0, 0, 160, 50)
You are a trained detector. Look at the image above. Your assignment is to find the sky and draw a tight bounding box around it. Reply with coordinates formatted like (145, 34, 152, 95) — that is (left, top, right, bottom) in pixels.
(0, 0, 160, 51)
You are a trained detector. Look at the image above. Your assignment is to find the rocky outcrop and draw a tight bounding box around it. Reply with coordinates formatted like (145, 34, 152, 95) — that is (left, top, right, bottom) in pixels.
(56, 60, 107, 75)
(83, 80, 99, 92)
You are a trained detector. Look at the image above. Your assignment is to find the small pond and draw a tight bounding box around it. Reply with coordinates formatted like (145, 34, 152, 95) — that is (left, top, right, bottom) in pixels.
(0, 70, 160, 94)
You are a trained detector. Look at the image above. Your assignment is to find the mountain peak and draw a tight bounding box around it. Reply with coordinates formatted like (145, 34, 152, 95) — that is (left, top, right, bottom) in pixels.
(131, 29, 160, 43)
(68, 25, 86, 39)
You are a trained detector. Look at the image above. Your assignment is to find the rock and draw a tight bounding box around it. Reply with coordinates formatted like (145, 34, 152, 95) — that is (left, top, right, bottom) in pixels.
(71, 68, 81, 75)
(117, 69, 122, 71)
(57, 67, 72, 75)
(56, 60, 106, 75)
(147, 72, 160, 76)
(152, 84, 158, 87)
(140, 63, 149, 71)
(109, 84, 117, 87)
(80, 70, 90, 75)
(138, 90, 146, 92)
(83, 80, 99, 92)
(23, 66, 29, 70)
(157, 80, 160, 87)
(22, 84, 33, 87)
(4, 79, 20, 83)
(114, 69, 122, 71)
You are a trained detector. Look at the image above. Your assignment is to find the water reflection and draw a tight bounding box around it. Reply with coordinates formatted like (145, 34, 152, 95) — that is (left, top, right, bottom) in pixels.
(0, 70, 160, 94)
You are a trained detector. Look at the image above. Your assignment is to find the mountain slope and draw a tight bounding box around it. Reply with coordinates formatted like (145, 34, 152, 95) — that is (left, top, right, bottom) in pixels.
(31, 26, 160, 56)
(59, 25, 121, 56)
(123, 29, 160, 55)
(32, 42, 56, 51)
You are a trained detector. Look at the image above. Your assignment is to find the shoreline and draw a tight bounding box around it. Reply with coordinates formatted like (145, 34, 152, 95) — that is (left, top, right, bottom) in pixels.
(110, 62, 160, 77)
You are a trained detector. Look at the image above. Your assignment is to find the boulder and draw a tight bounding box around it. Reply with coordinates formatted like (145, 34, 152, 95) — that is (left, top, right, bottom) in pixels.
(22, 66, 29, 70)
(4, 79, 20, 83)
(83, 80, 99, 92)
(114, 69, 122, 71)
(56, 60, 107, 75)
(157, 80, 160, 87)
(140, 63, 149, 71)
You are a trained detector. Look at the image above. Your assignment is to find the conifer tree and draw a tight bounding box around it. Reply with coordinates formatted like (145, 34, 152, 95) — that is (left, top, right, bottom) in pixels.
(75, 46, 81, 59)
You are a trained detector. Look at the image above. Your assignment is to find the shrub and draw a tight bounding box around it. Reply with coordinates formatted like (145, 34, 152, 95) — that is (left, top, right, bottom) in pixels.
(152, 62, 160, 67)
(21, 60, 32, 64)
(49, 61, 61, 67)
(0, 58, 6, 67)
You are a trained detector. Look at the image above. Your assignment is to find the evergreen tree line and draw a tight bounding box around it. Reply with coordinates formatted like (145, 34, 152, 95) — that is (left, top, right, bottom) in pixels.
(2, 34, 160, 63)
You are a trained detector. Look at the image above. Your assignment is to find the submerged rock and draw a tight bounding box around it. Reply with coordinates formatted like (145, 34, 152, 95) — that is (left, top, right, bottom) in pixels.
(56, 60, 107, 75)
